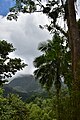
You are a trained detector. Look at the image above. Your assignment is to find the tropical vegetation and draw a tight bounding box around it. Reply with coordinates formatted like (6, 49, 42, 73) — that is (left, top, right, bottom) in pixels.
(0, 0, 80, 120)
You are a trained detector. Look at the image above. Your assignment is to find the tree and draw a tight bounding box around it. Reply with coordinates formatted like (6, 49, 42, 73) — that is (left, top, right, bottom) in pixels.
(8, 0, 80, 119)
(26, 97, 56, 120)
(34, 33, 71, 89)
(66, 1, 80, 119)
(33, 33, 71, 120)
(0, 89, 29, 120)
(0, 40, 27, 85)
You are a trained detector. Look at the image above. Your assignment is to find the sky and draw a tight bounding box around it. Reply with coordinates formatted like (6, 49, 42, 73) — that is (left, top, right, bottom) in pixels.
(0, 0, 80, 77)
(0, 0, 51, 76)
(0, 0, 15, 16)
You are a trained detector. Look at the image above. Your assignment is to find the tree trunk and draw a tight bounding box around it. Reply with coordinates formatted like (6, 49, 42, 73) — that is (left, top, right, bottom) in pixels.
(56, 61, 61, 120)
(67, 0, 80, 119)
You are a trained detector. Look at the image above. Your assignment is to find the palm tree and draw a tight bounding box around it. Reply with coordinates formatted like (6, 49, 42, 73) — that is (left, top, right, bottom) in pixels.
(33, 33, 71, 120)
(34, 33, 71, 91)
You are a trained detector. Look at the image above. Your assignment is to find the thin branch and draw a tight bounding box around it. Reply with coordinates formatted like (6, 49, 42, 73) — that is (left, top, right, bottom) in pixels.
(54, 24, 68, 37)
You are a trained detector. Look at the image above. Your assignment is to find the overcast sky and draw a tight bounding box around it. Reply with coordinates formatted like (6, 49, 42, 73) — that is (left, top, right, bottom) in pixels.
(0, 13, 51, 76)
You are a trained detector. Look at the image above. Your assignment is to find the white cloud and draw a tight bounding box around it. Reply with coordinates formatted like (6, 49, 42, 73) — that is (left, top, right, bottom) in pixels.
(0, 13, 50, 75)
(0, 2, 80, 77)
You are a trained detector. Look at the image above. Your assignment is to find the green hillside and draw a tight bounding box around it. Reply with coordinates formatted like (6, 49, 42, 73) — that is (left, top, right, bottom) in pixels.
(8, 74, 43, 93)
(3, 74, 47, 101)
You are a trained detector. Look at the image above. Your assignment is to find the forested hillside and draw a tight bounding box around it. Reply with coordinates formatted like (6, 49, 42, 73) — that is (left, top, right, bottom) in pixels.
(8, 74, 42, 93)
(3, 74, 47, 101)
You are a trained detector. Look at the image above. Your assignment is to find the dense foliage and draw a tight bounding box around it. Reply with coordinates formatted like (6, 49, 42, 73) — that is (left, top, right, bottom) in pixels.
(0, 40, 27, 85)
(0, 88, 29, 120)
(34, 33, 71, 91)
(0, 87, 71, 120)
(1, 0, 80, 119)
(33, 33, 72, 120)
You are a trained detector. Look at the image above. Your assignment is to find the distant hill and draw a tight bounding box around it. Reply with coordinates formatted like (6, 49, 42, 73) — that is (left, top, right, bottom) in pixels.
(3, 74, 46, 101)
(3, 74, 67, 101)
(8, 74, 43, 93)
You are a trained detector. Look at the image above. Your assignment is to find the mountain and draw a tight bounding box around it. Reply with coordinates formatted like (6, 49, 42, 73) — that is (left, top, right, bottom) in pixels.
(3, 74, 46, 101)
(3, 84, 37, 101)
(8, 74, 43, 93)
